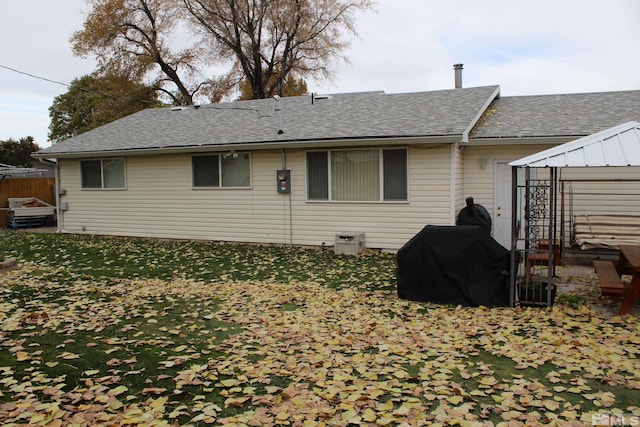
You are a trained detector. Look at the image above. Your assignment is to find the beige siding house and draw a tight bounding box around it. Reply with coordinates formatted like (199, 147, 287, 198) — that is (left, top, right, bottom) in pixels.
(36, 86, 640, 251)
(463, 91, 640, 247)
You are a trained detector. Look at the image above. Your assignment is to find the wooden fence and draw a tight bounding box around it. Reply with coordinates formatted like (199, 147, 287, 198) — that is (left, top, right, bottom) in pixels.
(0, 177, 56, 229)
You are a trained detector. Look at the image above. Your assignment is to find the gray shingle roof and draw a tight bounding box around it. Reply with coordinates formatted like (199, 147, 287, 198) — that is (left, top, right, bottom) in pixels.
(470, 89, 640, 140)
(38, 86, 500, 157)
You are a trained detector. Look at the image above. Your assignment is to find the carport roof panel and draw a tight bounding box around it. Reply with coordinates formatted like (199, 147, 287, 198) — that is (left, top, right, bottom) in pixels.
(509, 121, 640, 167)
(0, 163, 47, 177)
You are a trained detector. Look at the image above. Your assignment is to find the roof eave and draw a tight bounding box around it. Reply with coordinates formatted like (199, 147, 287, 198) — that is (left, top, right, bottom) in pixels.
(461, 86, 501, 143)
(467, 135, 583, 146)
(34, 134, 463, 159)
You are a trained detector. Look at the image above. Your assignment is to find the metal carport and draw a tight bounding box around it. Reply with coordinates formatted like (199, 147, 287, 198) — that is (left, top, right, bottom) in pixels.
(508, 121, 640, 307)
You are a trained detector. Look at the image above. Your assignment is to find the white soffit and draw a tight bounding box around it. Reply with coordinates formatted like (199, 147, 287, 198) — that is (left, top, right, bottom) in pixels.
(509, 121, 640, 168)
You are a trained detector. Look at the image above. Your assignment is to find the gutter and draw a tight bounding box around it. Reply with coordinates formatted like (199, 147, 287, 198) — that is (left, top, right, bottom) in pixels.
(466, 135, 582, 146)
(33, 134, 463, 159)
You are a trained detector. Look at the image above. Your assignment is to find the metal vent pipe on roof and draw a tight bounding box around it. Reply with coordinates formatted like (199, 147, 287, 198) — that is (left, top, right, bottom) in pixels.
(454, 63, 463, 89)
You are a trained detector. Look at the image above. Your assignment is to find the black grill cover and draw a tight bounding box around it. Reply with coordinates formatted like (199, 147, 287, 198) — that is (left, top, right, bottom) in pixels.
(397, 225, 509, 307)
(456, 197, 492, 234)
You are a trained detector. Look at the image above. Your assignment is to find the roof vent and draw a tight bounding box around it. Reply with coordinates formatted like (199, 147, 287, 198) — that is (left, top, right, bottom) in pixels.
(311, 93, 331, 104)
(171, 105, 201, 111)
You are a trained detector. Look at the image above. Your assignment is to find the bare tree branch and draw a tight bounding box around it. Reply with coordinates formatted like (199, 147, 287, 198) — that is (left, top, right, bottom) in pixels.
(72, 0, 234, 104)
(71, 0, 373, 103)
(183, 0, 374, 99)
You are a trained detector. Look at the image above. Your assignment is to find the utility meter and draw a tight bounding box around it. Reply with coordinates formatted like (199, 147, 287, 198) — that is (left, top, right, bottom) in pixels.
(277, 169, 291, 194)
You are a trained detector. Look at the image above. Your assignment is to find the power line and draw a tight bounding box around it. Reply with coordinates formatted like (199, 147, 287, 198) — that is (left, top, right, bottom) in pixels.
(0, 63, 277, 114)
(0, 64, 72, 88)
(0, 63, 154, 104)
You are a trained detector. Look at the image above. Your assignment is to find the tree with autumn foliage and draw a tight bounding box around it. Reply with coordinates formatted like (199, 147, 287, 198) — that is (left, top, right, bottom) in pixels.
(71, 0, 232, 105)
(48, 73, 161, 143)
(72, 0, 374, 103)
(0, 137, 40, 167)
(238, 74, 308, 101)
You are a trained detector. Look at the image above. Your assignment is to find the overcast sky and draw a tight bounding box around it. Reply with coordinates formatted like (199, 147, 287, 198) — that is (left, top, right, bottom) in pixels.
(1, 0, 639, 148)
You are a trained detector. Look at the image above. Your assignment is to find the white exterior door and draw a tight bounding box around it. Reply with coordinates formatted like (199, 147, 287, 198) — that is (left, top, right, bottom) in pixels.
(493, 162, 526, 248)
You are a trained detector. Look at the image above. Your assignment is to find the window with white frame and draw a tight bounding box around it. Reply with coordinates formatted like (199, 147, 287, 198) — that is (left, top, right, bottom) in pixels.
(81, 159, 126, 189)
(192, 153, 251, 188)
(306, 148, 407, 201)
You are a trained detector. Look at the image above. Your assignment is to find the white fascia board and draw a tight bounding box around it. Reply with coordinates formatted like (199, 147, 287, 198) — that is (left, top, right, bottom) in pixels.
(462, 86, 501, 143)
(33, 135, 462, 159)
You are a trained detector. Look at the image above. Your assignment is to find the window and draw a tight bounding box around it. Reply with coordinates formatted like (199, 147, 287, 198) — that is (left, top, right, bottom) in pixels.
(192, 153, 251, 188)
(383, 149, 408, 201)
(193, 155, 219, 187)
(81, 159, 126, 189)
(306, 148, 407, 201)
(306, 151, 328, 200)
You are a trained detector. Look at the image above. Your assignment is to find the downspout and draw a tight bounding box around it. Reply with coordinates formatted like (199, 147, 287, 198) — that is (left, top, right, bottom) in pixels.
(450, 144, 458, 224)
(281, 149, 293, 247)
(37, 157, 62, 233)
(509, 166, 518, 307)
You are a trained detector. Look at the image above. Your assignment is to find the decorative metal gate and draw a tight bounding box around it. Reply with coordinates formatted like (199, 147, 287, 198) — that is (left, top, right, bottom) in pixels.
(509, 167, 558, 307)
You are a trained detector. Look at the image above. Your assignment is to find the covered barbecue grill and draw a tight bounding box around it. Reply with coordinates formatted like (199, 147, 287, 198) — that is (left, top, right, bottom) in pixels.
(456, 197, 492, 234)
(397, 224, 510, 307)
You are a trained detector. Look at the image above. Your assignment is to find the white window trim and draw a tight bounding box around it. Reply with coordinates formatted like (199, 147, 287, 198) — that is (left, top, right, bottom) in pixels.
(80, 158, 127, 190)
(305, 147, 409, 203)
(191, 153, 253, 189)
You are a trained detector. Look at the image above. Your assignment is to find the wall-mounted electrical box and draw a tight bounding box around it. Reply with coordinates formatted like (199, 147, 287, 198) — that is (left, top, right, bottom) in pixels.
(277, 169, 291, 194)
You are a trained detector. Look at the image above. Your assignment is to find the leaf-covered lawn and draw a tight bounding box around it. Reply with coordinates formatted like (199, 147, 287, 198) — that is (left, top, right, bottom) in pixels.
(0, 231, 638, 426)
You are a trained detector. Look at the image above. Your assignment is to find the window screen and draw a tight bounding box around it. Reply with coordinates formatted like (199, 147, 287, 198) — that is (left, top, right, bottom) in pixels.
(192, 155, 220, 187)
(221, 154, 250, 187)
(103, 159, 126, 189)
(383, 149, 407, 200)
(306, 151, 329, 200)
(81, 160, 102, 188)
